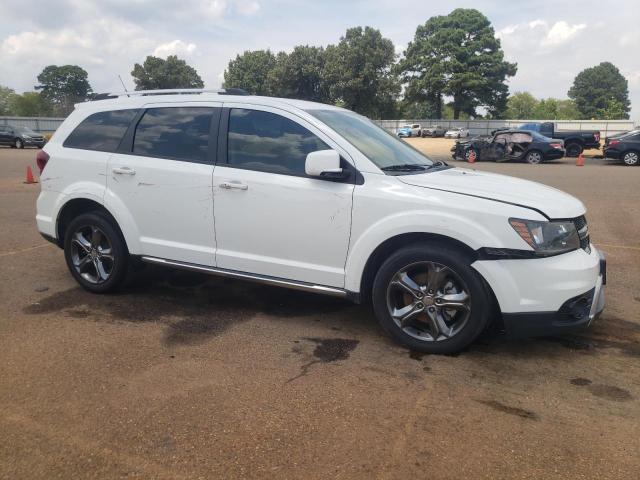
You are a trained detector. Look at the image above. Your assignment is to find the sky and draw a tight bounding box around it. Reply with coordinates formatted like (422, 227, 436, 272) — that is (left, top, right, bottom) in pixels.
(0, 0, 639, 120)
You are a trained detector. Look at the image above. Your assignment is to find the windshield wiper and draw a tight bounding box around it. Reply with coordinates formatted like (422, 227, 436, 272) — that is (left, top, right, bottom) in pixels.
(425, 161, 448, 169)
(381, 164, 428, 172)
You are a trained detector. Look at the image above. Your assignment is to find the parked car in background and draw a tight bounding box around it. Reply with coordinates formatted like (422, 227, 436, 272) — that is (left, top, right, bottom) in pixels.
(0, 125, 46, 149)
(396, 124, 421, 137)
(494, 122, 599, 157)
(604, 130, 640, 166)
(421, 125, 447, 137)
(35, 89, 604, 354)
(445, 127, 469, 139)
(452, 130, 565, 164)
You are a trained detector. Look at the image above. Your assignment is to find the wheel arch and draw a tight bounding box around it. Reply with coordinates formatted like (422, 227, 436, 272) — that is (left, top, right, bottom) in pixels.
(56, 198, 128, 251)
(356, 232, 479, 304)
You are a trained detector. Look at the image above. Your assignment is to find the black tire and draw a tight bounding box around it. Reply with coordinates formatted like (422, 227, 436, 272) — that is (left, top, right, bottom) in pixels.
(525, 150, 543, 164)
(622, 150, 639, 166)
(63, 212, 129, 293)
(371, 243, 491, 354)
(565, 142, 583, 157)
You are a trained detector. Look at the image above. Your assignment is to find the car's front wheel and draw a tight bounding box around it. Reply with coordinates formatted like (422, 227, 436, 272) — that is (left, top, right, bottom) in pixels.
(15, 138, 23, 149)
(622, 150, 639, 166)
(64, 212, 129, 293)
(372, 244, 491, 354)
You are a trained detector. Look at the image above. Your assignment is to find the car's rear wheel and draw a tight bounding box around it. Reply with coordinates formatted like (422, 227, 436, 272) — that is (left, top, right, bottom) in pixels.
(565, 142, 583, 157)
(372, 244, 490, 354)
(622, 150, 639, 166)
(525, 150, 543, 164)
(63, 212, 129, 293)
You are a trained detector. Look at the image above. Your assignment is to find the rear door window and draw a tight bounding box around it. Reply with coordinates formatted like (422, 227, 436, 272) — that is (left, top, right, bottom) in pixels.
(64, 109, 138, 152)
(133, 107, 214, 163)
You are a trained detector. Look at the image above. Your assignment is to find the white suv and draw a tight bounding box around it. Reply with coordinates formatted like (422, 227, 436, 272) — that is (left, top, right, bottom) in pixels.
(35, 89, 606, 353)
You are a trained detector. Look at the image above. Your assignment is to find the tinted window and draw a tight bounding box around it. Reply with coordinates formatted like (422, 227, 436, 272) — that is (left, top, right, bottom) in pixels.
(64, 109, 138, 152)
(133, 107, 214, 162)
(227, 109, 329, 176)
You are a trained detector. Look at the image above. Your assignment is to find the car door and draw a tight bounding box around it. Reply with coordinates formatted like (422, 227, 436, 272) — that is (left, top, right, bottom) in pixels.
(106, 103, 221, 266)
(0, 126, 10, 145)
(212, 105, 355, 288)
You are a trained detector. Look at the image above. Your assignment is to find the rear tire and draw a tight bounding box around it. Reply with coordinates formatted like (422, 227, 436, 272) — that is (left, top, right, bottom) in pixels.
(525, 150, 543, 164)
(565, 142, 583, 157)
(371, 244, 490, 354)
(63, 212, 129, 293)
(622, 150, 639, 166)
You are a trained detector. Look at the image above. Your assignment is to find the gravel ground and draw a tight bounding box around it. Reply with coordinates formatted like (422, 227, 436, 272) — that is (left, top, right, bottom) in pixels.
(1, 144, 639, 479)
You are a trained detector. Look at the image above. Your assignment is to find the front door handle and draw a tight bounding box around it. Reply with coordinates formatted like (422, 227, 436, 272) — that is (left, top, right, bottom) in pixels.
(219, 181, 248, 190)
(112, 166, 136, 175)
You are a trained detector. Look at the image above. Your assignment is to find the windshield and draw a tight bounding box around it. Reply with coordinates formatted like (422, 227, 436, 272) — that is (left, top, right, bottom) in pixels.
(16, 126, 37, 135)
(307, 109, 435, 170)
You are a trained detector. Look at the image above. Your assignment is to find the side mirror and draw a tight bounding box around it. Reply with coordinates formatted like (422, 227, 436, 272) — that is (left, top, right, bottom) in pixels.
(305, 150, 344, 178)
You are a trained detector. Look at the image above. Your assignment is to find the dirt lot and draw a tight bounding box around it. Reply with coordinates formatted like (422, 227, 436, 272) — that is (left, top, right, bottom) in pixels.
(1, 143, 639, 479)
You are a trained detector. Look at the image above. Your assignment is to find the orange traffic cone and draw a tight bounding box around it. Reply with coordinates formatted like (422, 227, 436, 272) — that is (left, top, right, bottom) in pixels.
(468, 150, 476, 164)
(576, 153, 584, 167)
(24, 166, 37, 184)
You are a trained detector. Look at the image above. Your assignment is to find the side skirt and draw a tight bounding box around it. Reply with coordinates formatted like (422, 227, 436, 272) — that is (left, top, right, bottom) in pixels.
(140, 256, 351, 299)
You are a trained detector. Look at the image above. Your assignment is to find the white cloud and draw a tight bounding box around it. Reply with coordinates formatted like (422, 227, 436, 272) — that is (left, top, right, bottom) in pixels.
(542, 21, 586, 46)
(153, 40, 197, 58)
(236, 1, 260, 15)
(528, 19, 547, 29)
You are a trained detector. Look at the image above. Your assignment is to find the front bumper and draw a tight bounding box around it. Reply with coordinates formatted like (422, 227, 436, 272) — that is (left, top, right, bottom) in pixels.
(473, 247, 606, 338)
(23, 138, 46, 147)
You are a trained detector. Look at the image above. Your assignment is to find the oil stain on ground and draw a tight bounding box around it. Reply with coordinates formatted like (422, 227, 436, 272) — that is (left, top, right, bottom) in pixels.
(286, 337, 359, 384)
(570, 377, 633, 402)
(24, 266, 353, 346)
(476, 399, 539, 420)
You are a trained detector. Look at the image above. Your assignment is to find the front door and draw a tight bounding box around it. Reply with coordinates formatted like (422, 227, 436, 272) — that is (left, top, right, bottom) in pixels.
(106, 104, 220, 266)
(212, 106, 355, 288)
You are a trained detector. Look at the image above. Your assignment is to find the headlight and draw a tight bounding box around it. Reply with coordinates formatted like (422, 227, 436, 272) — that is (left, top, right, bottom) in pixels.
(22, 135, 31, 139)
(509, 218, 580, 255)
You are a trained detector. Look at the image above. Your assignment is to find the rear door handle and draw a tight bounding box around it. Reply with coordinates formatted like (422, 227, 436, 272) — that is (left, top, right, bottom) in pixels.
(112, 166, 136, 175)
(219, 181, 248, 190)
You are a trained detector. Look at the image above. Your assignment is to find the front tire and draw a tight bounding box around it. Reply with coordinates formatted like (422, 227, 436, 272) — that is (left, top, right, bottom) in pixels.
(372, 244, 490, 354)
(63, 212, 129, 293)
(622, 150, 639, 166)
(15, 138, 24, 149)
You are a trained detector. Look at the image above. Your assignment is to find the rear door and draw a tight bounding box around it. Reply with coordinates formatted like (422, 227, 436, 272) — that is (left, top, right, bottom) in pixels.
(106, 103, 221, 266)
(0, 126, 12, 145)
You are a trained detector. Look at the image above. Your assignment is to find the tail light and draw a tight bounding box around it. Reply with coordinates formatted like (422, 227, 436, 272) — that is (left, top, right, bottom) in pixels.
(36, 149, 49, 173)
(608, 139, 620, 146)
(594, 132, 600, 142)
(550, 143, 563, 149)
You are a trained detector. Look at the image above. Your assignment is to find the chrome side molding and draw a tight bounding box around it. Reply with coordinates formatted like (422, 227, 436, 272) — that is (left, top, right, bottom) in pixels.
(140, 256, 348, 298)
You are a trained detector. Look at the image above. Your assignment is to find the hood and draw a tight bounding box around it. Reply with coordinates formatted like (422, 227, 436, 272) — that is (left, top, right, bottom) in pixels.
(399, 167, 585, 219)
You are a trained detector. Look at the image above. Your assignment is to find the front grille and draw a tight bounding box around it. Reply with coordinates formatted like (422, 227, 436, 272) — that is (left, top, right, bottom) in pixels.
(573, 215, 590, 253)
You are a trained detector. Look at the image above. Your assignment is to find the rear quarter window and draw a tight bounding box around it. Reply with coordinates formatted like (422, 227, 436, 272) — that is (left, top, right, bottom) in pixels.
(63, 109, 138, 152)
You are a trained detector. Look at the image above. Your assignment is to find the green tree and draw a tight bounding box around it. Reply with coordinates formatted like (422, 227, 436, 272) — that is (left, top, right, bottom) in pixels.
(323, 26, 400, 118)
(35, 65, 92, 116)
(223, 50, 277, 95)
(506, 92, 538, 119)
(400, 9, 517, 119)
(268, 46, 329, 102)
(0, 86, 17, 115)
(10, 92, 52, 117)
(568, 62, 630, 119)
(556, 99, 580, 120)
(132, 55, 204, 91)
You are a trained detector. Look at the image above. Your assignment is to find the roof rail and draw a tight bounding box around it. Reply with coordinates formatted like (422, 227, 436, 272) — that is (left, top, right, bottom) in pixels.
(97, 88, 250, 98)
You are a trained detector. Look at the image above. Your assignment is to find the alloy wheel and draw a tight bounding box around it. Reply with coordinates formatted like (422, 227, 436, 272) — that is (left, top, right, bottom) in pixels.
(386, 261, 471, 342)
(70, 225, 114, 284)
(527, 151, 542, 164)
(623, 151, 638, 166)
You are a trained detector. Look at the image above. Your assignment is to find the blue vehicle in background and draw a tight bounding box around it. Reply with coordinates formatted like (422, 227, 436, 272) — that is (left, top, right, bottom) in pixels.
(396, 123, 421, 137)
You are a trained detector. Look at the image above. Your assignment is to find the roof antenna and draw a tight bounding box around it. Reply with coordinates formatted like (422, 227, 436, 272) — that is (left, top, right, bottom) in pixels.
(118, 75, 130, 97)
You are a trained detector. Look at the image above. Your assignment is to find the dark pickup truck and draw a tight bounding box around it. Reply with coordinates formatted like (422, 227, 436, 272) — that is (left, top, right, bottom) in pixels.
(493, 122, 600, 157)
